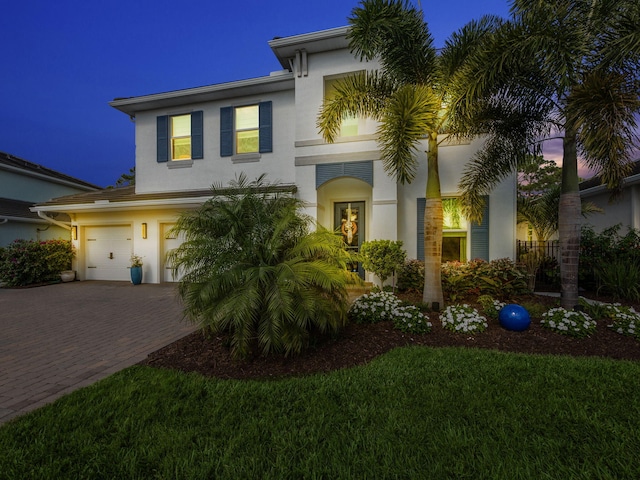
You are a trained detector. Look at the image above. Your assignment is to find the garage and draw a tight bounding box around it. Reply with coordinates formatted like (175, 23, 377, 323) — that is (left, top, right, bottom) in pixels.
(84, 225, 132, 281)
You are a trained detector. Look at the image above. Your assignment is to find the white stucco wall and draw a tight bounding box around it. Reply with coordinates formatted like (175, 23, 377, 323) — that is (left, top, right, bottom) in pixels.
(134, 89, 296, 194)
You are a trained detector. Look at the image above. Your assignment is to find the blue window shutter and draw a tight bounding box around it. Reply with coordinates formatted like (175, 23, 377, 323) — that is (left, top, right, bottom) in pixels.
(259, 101, 273, 153)
(417, 198, 426, 261)
(191, 110, 203, 159)
(220, 106, 233, 157)
(470, 197, 490, 260)
(157, 115, 169, 163)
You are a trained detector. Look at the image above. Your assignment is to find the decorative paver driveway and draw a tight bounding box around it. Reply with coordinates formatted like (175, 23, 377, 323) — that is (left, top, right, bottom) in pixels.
(0, 281, 196, 425)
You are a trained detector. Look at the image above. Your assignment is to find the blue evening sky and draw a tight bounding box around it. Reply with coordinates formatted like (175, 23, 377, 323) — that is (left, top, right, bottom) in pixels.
(2, 0, 528, 187)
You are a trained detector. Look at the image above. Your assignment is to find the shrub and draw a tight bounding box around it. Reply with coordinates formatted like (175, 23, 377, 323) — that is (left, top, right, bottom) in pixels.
(442, 258, 529, 301)
(0, 239, 74, 287)
(580, 225, 640, 292)
(168, 174, 356, 359)
(348, 291, 432, 334)
(595, 259, 640, 301)
(360, 240, 406, 289)
(540, 308, 596, 338)
(440, 304, 488, 334)
(397, 259, 424, 292)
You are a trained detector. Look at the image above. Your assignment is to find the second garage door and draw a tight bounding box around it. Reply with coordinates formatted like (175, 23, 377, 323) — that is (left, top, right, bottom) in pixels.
(85, 225, 132, 281)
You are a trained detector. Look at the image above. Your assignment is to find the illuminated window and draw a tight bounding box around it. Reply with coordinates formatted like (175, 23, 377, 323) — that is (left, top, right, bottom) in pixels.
(156, 111, 203, 163)
(235, 105, 259, 154)
(325, 76, 359, 137)
(171, 114, 191, 160)
(442, 198, 467, 262)
(220, 102, 272, 157)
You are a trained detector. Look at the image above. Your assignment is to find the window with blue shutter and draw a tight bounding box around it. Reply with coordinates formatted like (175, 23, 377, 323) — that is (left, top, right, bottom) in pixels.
(220, 101, 272, 157)
(157, 111, 203, 162)
(417, 197, 477, 262)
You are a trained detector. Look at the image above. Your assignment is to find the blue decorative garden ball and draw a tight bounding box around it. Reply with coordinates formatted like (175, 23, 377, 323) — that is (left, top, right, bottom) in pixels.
(499, 304, 531, 332)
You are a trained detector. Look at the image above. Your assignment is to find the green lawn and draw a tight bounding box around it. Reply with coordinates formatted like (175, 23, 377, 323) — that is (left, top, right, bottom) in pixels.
(1, 347, 638, 479)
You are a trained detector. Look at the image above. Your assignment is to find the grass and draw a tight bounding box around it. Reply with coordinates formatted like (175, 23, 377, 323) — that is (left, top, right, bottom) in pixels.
(1, 347, 639, 479)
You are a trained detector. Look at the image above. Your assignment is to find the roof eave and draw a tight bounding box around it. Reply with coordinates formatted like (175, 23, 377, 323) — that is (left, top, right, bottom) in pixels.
(269, 26, 351, 69)
(110, 73, 295, 116)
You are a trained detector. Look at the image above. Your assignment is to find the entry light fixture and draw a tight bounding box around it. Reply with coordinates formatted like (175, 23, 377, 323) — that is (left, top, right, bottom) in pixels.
(71, 225, 78, 240)
(142, 223, 148, 239)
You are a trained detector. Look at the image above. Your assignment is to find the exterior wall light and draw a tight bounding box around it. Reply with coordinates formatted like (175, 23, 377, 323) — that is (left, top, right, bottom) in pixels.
(142, 223, 148, 239)
(71, 225, 78, 240)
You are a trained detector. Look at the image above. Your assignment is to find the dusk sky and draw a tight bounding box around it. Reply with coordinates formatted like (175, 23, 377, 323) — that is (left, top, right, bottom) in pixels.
(1, 0, 572, 188)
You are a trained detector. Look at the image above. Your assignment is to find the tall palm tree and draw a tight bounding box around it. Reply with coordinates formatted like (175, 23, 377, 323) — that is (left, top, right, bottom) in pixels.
(167, 174, 357, 359)
(318, 0, 498, 306)
(455, 0, 640, 309)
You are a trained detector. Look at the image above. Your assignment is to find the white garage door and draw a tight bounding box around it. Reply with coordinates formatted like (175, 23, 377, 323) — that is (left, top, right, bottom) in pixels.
(85, 225, 132, 281)
(161, 223, 184, 282)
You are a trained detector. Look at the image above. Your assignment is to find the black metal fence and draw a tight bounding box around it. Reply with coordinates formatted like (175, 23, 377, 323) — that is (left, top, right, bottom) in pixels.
(516, 240, 560, 289)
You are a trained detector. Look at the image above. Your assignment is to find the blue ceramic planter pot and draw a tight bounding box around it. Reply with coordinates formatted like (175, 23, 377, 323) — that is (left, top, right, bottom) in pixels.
(130, 266, 143, 285)
(499, 304, 531, 332)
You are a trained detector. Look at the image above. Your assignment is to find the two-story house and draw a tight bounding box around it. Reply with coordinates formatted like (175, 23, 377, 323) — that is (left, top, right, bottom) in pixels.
(32, 26, 516, 283)
(1, 151, 99, 246)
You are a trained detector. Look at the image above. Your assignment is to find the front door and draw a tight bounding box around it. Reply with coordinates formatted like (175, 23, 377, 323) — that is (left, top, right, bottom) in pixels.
(334, 201, 365, 278)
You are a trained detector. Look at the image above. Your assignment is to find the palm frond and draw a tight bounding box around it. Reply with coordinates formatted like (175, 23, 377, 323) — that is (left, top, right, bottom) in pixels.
(347, 0, 436, 85)
(317, 71, 394, 142)
(377, 84, 440, 184)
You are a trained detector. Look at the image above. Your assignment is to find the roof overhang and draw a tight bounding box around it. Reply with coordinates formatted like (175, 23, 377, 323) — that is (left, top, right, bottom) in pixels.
(110, 73, 295, 117)
(269, 26, 351, 70)
(580, 173, 640, 198)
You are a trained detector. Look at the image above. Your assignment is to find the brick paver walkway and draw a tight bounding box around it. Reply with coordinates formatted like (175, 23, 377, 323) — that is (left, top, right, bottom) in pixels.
(0, 281, 197, 425)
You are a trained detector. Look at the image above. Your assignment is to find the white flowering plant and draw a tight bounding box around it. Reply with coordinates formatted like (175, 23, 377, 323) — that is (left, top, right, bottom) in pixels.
(391, 304, 432, 334)
(348, 291, 432, 334)
(540, 307, 596, 338)
(601, 303, 640, 339)
(440, 304, 488, 334)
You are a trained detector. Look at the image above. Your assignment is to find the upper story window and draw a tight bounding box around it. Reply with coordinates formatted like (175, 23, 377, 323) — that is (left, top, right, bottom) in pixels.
(324, 76, 359, 137)
(235, 105, 259, 154)
(156, 111, 203, 163)
(220, 101, 272, 157)
(171, 115, 191, 160)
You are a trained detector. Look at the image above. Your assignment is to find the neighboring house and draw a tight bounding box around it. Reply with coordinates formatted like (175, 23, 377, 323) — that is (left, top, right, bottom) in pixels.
(579, 158, 640, 232)
(32, 26, 516, 284)
(0, 151, 100, 246)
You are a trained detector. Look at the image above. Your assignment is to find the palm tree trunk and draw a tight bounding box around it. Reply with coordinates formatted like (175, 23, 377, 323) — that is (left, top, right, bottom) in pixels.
(423, 133, 444, 308)
(559, 131, 581, 309)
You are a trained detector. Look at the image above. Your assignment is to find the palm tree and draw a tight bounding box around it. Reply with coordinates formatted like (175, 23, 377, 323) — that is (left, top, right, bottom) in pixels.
(456, 0, 640, 309)
(318, 0, 498, 307)
(167, 174, 357, 359)
(517, 185, 602, 245)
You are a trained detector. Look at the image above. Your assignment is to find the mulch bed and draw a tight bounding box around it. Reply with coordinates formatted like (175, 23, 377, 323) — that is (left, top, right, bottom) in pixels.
(140, 292, 640, 381)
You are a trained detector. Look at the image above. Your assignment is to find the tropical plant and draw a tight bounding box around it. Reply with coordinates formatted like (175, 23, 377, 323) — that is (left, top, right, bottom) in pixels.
(167, 174, 357, 359)
(359, 239, 406, 289)
(454, 0, 640, 309)
(317, 0, 500, 307)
